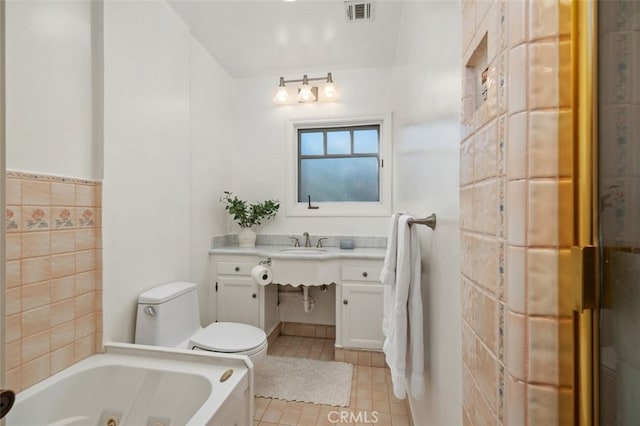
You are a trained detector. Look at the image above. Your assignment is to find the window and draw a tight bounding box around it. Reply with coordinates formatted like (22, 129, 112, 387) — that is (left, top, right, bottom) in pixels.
(286, 115, 392, 217)
(298, 125, 380, 202)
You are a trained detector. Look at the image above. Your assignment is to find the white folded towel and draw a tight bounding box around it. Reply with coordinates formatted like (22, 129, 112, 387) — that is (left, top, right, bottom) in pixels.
(382, 214, 425, 400)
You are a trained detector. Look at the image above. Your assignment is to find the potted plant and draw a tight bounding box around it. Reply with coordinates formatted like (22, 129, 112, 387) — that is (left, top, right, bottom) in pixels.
(220, 191, 280, 248)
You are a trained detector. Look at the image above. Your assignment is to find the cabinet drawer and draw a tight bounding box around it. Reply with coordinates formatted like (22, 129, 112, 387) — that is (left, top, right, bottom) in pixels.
(341, 265, 383, 283)
(217, 262, 254, 275)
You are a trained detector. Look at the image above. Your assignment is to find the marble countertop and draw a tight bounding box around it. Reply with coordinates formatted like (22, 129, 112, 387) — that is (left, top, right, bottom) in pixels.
(209, 245, 386, 260)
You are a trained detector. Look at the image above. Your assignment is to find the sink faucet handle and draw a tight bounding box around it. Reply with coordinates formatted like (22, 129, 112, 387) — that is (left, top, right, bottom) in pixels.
(289, 237, 300, 247)
(316, 238, 328, 248)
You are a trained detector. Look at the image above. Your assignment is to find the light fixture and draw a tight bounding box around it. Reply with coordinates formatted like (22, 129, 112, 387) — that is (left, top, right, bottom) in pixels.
(272, 77, 289, 104)
(273, 72, 337, 104)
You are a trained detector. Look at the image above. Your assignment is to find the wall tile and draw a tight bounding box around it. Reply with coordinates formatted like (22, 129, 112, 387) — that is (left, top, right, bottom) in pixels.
(76, 250, 96, 273)
(527, 248, 559, 315)
(76, 185, 96, 207)
(21, 330, 50, 363)
(51, 253, 76, 279)
(559, 40, 572, 108)
(21, 256, 51, 285)
(507, 112, 527, 180)
(463, 280, 499, 352)
(21, 232, 51, 258)
(50, 344, 75, 375)
(530, 0, 558, 40)
(51, 207, 75, 230)
(75, 207, 95, 228)
(507, 180, 526, 246)
(75, 334, 95, 361)
(7, 178, 21, 204)
(6, 234, 21, 260)
(75, 292, 96, 318)
(75, 229, 96, 251)
(460, 186, 474, 231)
(529, 111, 559, 178)
(508, 44, 527, 113)
(6, 287, 21, 316)
(22, 180, 51, 206)
(529, 42, 558, 109)
(474, 179, 499, 235)
(506, 374, 525, 426)
(506, 246, 525, 314)
(50, 276, 75, 303)
(557, 249, 572, 316)
(51, 182, 76, 206)
(528, 385, 574, 425)
(7, 314, 21, 343)
(507, 0, 527, 48)
(475, 119, 498, 180)
(462, 323, 499, 411)
(528, 180, 558, 246)
(529, 317, 573, 386)
(21, 206, 50, 232)
(474, 236, 500, 294)
(22, 281, 51, 311)
(506, 311, 525, 380)
(6, 341, 21, 371)
(21, 354, 50, 389)
(461, 138, 475, 186)
(558, 179, 573, 247)
(50, 322, 75, 351)
(6, 260, 21, 289)
(50, 299, 75, 327)
(22, 305, 51, 337)
(6, 206, 21, 233)
(462, 366, 499, 425)
(51, 230, 76, 254)
(75, 271, 95, 295)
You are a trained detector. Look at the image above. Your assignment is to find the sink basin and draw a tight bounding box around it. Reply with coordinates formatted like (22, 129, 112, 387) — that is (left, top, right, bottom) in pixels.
(279, 248, 327, 255)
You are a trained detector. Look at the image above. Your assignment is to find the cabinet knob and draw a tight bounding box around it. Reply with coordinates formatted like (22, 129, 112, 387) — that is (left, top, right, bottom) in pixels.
(362, 271, 368, 278)
(252, 293, 257, 299)
(343, 300, 348, 305)
(234, 266, 240, 272)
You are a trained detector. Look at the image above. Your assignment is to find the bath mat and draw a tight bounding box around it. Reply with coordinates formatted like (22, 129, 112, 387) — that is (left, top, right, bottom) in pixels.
(254, 355, 353, 407)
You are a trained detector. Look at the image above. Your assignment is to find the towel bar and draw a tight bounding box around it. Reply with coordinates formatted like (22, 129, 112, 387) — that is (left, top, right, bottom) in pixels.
(408, 213, 436, 230)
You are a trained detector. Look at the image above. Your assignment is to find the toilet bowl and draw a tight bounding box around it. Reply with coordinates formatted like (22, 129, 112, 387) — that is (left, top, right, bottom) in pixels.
(134, 281, 267, 365)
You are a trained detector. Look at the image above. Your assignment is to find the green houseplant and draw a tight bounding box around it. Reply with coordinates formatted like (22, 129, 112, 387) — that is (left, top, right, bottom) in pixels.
(220, 191, 280, 247)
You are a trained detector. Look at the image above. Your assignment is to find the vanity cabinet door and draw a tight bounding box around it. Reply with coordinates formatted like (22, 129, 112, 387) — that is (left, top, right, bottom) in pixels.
(217, 277, 259, 327)
(341, 283, 384, 350)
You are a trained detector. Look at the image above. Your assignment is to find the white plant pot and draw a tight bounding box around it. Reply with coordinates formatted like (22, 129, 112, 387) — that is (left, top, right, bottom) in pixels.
(238, 227, 257, 248)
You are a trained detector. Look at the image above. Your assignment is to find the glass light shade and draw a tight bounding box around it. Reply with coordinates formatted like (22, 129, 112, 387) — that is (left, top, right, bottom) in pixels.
(322, 81, 337, 99)
(273, 86, 289, 104)
(298, 84, 316, 103)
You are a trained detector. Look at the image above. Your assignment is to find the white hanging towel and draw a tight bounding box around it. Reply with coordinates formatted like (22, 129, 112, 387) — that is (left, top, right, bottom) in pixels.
(382, 214, 425, 400)
(380, 211, 406, 336)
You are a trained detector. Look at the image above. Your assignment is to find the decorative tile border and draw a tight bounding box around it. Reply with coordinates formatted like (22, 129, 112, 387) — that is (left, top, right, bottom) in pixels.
(7, 170, 101, 185)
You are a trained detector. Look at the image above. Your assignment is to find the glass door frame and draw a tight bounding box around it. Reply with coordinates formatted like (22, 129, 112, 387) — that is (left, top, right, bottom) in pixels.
(571, 0, 599, 425)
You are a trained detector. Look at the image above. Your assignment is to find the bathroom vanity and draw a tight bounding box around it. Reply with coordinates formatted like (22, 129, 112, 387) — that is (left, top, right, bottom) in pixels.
(209, 241, 386, 351)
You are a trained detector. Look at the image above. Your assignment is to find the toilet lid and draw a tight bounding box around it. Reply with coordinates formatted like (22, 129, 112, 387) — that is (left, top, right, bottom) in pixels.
(190, 322, 267, 353)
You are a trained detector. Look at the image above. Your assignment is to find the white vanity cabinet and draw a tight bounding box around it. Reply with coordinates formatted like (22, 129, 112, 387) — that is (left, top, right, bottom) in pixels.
(211, 255, 279, 333)
(339, 260, 385, 350)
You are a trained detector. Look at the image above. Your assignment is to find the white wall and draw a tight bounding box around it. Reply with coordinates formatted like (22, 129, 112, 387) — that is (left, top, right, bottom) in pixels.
(230, 67, 394, 237)
(5, 0, 97, 179)
(391, 2, 462, 425)
(189, 36, 235, 324)
(102, 0, 191, 343)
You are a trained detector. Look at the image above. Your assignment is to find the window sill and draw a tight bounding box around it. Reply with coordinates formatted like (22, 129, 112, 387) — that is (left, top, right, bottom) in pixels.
(286, 202, 390, 217)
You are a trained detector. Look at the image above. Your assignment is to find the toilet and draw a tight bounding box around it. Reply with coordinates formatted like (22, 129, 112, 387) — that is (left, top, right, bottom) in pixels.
(134, 281, 268, 365)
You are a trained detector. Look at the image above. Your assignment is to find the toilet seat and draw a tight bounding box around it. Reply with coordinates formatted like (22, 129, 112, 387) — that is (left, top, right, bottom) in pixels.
(189, 322, 267, 354)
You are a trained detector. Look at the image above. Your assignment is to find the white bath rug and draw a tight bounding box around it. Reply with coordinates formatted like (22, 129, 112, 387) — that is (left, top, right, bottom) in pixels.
(254, 355, 353, 407)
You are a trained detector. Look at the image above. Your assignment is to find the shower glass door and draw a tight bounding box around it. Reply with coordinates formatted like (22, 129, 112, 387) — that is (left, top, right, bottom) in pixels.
(597, 1, 640, 424)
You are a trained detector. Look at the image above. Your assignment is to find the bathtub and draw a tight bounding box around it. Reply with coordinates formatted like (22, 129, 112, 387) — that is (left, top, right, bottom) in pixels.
(7, 343, 252, 426)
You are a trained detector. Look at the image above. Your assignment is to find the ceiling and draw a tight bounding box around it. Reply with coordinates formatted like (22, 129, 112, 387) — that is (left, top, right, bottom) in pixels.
(168, 0, 405, 79)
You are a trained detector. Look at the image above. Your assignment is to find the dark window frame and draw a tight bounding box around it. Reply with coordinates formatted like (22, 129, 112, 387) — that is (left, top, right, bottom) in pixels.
(297, 124, 381, 203)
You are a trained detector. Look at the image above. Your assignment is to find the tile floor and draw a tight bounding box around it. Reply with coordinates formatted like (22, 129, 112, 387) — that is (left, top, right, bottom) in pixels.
(254, 335, 411, 426)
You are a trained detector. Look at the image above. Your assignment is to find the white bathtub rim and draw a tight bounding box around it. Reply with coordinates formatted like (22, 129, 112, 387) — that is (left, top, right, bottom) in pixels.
(11, 343, 253, 426)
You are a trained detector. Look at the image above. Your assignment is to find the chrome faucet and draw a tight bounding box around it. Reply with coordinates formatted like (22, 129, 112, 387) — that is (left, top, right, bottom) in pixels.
(303, 232, 312, 248)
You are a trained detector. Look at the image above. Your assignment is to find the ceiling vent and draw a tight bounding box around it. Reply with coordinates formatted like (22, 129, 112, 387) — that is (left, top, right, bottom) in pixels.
(344, 1, 375, 22)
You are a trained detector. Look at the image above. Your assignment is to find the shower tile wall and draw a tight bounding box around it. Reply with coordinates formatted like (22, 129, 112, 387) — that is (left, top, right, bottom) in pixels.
(460, 0, 573, 424)
(5, 172, 102, 392)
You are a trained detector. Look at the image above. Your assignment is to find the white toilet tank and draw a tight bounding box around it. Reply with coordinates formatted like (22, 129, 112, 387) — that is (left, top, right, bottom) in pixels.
(134, 281, 202, 347)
